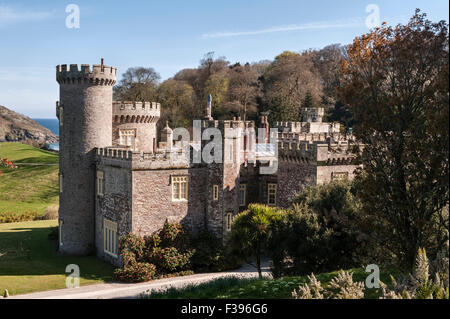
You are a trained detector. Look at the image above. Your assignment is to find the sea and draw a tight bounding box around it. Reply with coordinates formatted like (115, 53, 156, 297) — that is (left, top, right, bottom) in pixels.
(33, 118, 59, 151)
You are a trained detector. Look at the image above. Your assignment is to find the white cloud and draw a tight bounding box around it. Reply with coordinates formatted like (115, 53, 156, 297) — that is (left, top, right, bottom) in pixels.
(202, 18, 365, 39)
(0, 5, 53, 26)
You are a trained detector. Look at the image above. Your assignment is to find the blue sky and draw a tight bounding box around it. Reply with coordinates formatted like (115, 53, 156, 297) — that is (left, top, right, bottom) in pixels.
(0, 0, 448, 118)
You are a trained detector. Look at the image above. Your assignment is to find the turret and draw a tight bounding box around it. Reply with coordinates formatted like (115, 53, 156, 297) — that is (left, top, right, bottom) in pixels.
(112, 101, 160, 151)
(159, 121, 173, 151)
(56, 60, 116, 255)
(204, 94, 213, 120)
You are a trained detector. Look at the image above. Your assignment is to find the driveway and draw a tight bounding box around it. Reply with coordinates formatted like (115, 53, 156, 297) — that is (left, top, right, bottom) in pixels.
(7, 260, 271, 299)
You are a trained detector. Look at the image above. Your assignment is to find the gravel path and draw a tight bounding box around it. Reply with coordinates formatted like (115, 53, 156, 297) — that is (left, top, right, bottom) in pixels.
(7, 260, 271, 299)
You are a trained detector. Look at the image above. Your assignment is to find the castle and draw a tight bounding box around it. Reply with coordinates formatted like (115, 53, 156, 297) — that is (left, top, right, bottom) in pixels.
(56, 62, 359, 266)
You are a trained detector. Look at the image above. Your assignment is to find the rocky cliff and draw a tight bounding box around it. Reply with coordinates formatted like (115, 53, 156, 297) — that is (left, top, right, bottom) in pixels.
(0, 105, 58, 146)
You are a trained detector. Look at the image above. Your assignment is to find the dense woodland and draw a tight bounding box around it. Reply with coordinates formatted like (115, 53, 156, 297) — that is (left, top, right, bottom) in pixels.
(113, 46, 353, 132)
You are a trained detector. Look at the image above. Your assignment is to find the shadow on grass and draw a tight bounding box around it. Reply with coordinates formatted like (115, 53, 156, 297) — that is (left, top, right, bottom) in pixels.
(0, 224, 114, 282)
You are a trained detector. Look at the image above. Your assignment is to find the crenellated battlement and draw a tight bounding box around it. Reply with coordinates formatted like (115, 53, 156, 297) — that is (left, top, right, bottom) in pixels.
(277, 141, 357, 164)
(277, 131, 355, 143)
(275, 121, 341, 134)
(112, 101, 160, 123)
(56, 64, 117, 86)
(95, 147, 190, 170)
(201, 119, 255, 131)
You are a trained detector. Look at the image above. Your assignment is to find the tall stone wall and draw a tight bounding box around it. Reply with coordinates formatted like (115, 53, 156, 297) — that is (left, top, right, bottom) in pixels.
(131, 167, 207, 237)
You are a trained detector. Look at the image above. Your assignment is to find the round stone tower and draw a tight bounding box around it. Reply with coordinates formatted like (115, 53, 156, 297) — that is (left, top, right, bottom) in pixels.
(56, 63, 116, 255)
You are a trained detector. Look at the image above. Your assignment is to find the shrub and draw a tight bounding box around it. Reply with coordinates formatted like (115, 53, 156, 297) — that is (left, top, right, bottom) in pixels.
(120, 233, 146, 262)
(115, 223, 196, 282)
(41, 206, 59, 220)
(269, 181, 368, 276)
(114, 262, 156, 283)
(190, 231, 241, 272)
(0, 211, 38, 223)
(148, 246, 193, 273)
(380, 245, 449, 299)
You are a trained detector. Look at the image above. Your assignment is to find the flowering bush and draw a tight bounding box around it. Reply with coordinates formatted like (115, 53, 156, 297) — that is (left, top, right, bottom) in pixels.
(119, 233, 146, 261)
(0, 157, 16, 176)
(114, 223, 195, 282)
(114, 262, 156, 283)
(148, 246, 194, 273)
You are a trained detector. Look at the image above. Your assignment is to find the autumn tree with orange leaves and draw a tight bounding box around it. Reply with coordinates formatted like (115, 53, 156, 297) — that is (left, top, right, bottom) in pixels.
(340, 10, 449, 270)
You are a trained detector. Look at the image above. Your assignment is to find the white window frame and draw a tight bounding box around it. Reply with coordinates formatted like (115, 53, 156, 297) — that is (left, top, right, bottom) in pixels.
(225, 212, 233, 232)
(267, 183, 277, 206)
(332, 172, 349, 181)
(239, 184, 247, 207)
(213, 184, 219, 201)
(119, 129, 135, 147)
(172, 176, 188, 201)
(103, 218, 118, 258)
(97, 171, 104, 197)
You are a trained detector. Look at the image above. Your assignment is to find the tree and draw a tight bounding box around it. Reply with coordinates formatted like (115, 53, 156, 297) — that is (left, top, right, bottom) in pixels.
(226, 63, 260, 121)
(229, 204, 281, 278)
(114, 67, 161, 101)
(301, 91, 319, 110)
(340, 10, 449, 270)
(312, 44, 346, 107)
(261, 51, 323, 123)
(157, 79, 196, 129)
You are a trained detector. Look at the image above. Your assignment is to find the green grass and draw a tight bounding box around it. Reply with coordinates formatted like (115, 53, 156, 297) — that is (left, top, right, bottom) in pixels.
(146, 268, 397, 299)
(0, 143, 59, 215)
(0, 220, 115, 295)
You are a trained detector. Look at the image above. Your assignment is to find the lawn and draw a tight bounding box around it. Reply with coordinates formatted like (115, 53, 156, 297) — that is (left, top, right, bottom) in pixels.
(0, 220, 115, 295)
(145, 268, 396, 299)
(0, 142, 59, 215)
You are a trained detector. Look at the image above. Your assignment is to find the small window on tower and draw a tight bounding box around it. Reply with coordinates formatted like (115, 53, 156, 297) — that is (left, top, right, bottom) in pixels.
(239, 184, 247, 207)
(97, 171, 104, 196)
(119, 130, 135, 147)
(225, 213, 233, 232)
(59, 106, 63, 127)
(59, 219, 63, 246)
(267, 183, 277, 206)
(59, 174, 63, 193)
(213, 185, 219, 201)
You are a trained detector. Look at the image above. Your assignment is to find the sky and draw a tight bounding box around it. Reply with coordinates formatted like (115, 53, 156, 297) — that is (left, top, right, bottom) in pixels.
(0, 0, 448, 118)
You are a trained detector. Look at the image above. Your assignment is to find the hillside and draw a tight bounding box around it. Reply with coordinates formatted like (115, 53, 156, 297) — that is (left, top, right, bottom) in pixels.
(0, 142, 59, 215)
(0, 105, 58, 146)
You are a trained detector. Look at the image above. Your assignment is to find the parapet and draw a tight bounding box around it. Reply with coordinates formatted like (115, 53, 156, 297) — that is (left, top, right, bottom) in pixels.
(112, 101, 161, 123)
(95, 147, 190, 170)
(56, 64, 116, 86)
(278, 141, 357, 165)
(201, 119, 255, 132)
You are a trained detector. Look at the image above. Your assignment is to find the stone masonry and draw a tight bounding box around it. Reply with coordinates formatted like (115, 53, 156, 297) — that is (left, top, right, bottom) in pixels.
(56, 62, 359, 265)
